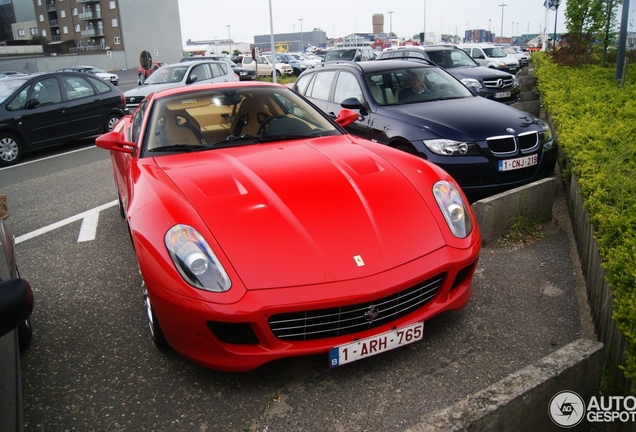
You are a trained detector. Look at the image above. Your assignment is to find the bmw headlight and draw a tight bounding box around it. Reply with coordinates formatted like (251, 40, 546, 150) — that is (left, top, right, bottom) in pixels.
(165, 225, 231, 292)
(538, 120, 555, 150)
(433, 181, 472, 238)
(460, 78, 482, 93)
(423, 139, 480, 156)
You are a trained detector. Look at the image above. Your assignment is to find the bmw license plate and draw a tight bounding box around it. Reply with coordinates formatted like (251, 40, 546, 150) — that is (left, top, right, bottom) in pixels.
(498, 154, 538, 171)
(329, 322, 424, 367)
(495, 91, 511, 99)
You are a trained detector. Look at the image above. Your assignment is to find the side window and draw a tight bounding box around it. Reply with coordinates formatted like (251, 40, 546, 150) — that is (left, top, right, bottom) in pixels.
(333, 72, 362, 104)
(361, 50, 373, 61)
(34, 78, 62, 105)
(410, 51, 427, 60)
(86, 76, 111, 94)
(308, 71, 336, 101)
(472, 48, 485, 59)
(294, 73, 313, 95)
(208, 63, 223, 78)
(6, 87, 30, 111)
(243, 57, 253, 65)
(191, 64, 212, 81)
(130, 99, 147, 143)
(62, 76, 96, 100)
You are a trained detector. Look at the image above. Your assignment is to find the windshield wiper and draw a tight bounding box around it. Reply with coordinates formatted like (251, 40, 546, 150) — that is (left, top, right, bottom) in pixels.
(148, 144, 211, 153)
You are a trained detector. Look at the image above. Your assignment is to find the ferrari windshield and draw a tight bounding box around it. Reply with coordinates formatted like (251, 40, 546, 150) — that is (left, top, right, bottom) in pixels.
(144, 86, 342, 153)
(365, 66, 474, 106)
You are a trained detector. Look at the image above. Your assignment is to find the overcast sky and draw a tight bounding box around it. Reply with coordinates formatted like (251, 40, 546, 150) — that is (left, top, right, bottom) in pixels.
(177, 0, 572, 45)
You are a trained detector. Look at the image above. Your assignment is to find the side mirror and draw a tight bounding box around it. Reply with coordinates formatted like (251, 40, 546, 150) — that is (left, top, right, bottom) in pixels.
(340, 97, 364, 110)
(188, 74, 198, 84)
(0, 278, 33, 338)
(334, 109, 359, 128)
(95, 130, 136, 154)
(26, 98, 40, 109)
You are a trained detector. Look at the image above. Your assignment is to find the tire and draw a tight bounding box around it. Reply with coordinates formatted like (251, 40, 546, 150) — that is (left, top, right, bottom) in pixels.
(142, 280, 168, 349)
(105, 113, 122, 133)
(0, 132, 22, 167)
(275, 69, 281, 77)
(18, 318, 33, 348)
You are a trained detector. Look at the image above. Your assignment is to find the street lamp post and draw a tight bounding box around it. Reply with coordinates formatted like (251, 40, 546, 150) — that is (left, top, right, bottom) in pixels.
(498, 3, 507, 44)
(227, 25, 231, 56)
(299, 18, 304, 52)
(388, 10, 394, 35)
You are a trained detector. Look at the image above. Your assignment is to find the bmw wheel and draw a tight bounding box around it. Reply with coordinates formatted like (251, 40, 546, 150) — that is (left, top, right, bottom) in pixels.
(0, 132, 21, 167)
(142, 279, 168, 348)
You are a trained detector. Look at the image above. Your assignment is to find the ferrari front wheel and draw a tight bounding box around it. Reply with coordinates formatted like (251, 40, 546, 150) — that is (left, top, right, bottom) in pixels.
(142, 280, 168, 349)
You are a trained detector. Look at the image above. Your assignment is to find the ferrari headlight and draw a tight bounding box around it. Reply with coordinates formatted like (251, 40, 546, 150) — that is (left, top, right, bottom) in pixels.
(433, 181, 472, 238)
(165, 225, 231, 292)
(460, 78, 482, 93)
(423, 139, 480, 156)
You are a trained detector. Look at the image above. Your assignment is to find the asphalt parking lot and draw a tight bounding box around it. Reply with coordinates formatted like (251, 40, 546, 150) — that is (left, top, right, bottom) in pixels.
(7, 68, 597, 431)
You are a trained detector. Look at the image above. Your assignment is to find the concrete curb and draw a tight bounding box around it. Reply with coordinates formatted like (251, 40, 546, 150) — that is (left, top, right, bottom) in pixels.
(471, 177, 556, 245)
(405, 338, 604, 432)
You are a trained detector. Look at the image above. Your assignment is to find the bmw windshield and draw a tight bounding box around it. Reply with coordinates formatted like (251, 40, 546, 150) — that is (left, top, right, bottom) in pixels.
(365, 66, 474, 106)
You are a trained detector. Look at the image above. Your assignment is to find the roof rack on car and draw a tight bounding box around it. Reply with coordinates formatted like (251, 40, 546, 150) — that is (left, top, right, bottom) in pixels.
(307, 61, 365, 72)
(376, 57, 436, 67)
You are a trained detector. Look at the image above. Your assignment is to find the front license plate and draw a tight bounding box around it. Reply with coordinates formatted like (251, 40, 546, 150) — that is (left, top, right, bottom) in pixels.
(498, 154, 538, 171)
(329, 322, 424, 367)
(495, 91, 511, 99)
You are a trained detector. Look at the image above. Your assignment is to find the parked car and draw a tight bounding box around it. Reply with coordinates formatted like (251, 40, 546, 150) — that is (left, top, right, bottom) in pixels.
(95, 81, 481, 371)
(0, 71, 27, 79)
(499, 45, 530, 68)
(456, 43, 520, 74)
(180, 55, 256, 81)
(273, 53, 309, 76)
(241, 53, 294, 77)
(376, 45, 520, 104)
(0, 218, 34, 432)
(0, 71, 126, 166)
(293, 60, 557, 201)
(323, 46, 375, 62)
(124, 60, 239, 112)
(56, 66, 119, 86)
(137, 61, 166, 85)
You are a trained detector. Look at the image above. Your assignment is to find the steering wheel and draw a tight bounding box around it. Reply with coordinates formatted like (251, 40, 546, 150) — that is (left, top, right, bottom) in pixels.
(256, 115, 287, 137)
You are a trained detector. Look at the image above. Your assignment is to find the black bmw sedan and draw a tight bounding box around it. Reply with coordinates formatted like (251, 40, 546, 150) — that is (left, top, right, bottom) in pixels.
(293, 60, 557, 201)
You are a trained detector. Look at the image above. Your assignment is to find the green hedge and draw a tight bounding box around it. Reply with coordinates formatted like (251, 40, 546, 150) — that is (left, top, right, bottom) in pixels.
(533, 53, 636, 382)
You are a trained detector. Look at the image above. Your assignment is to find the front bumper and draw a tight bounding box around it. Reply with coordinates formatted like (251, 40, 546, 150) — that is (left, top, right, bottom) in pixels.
(144, 241, 480, 371)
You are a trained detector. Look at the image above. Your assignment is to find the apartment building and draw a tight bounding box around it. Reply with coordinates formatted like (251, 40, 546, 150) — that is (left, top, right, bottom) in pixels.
(4, 0, 184, 70)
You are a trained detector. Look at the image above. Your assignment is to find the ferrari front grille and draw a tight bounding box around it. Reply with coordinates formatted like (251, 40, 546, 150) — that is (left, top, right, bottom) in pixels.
(268, 274, 445, 341)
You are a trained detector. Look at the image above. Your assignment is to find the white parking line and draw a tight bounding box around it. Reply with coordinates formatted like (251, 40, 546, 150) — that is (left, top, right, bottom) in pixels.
(15, 200, 117, 244)
(0, 145, 96, 170)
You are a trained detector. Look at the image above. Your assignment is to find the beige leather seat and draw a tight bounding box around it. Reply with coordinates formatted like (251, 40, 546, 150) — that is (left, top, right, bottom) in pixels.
(230, 97, 272, 137)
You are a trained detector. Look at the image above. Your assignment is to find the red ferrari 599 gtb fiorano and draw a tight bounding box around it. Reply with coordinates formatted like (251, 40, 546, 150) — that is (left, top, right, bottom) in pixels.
(96, 81, 481, 371)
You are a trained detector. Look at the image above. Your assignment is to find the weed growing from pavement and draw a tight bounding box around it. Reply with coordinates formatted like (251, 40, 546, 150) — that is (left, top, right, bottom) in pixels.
(496, 215, 546, 247)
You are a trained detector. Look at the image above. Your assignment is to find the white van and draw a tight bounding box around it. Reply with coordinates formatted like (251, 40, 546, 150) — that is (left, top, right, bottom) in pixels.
(456, 43, 519, 74)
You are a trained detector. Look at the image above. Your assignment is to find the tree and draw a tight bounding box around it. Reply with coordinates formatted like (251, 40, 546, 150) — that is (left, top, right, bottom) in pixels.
(560, 0, 610, 64)
(29, 35, 48, 46)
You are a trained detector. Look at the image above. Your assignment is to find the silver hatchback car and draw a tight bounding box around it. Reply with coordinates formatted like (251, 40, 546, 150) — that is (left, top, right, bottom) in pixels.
(124, 60, 239, 111)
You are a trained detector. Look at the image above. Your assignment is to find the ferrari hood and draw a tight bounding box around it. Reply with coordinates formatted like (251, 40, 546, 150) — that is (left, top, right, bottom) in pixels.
(155, 138, 446, 289)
